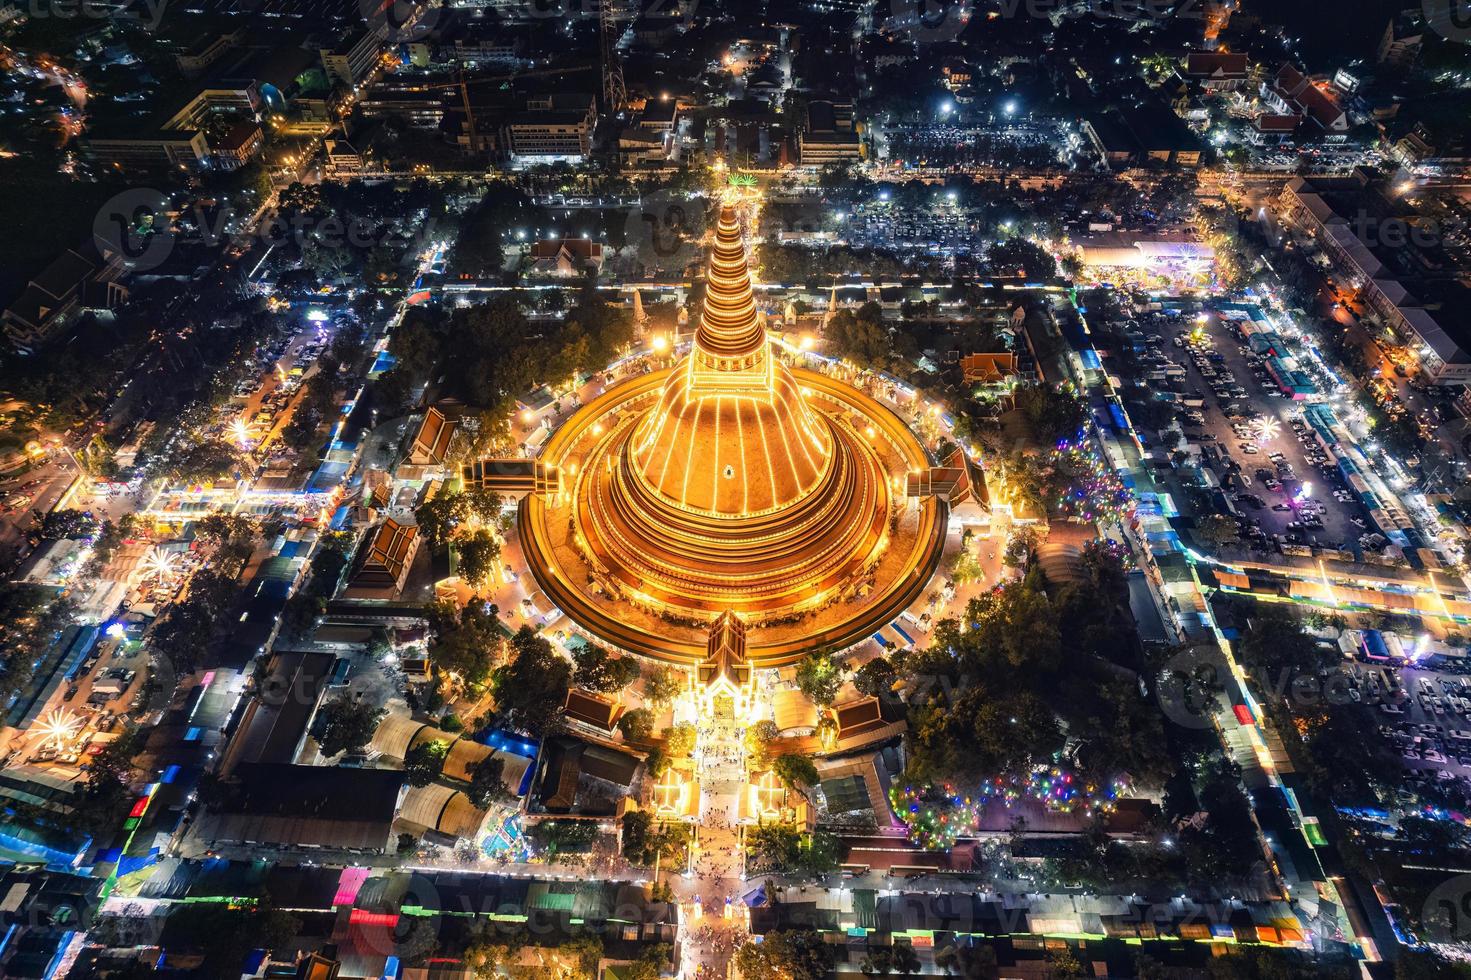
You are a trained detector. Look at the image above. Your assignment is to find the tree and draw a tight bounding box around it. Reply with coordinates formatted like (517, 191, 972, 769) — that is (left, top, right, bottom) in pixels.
(160, 900, 301, 980)
(936, 943, 998, 980)
(621, 810, 691, 867)
(466, 753, 512, 808)
(644, 666, 683, 706)
(1045, 945, 1084, 979)
(1013, 383, 1085, 444)
(666, 722, 696, 756)
(493, 626, 572, 736)
(747, 821, 802, 870)
(795, 649, 844, 707)
(618, 707, 655, 742)
(744, 720, 779, 768)
(427, 598, 504, 687)
(798, 828, 842, 875)
(987, 237, 1057, 279)
(526, 818, 597, 858)
(626, 944, 674, 980)
(574, 644, 642, 693)
(457, 529, 502, 588)
(861, 948, 894, 975)
(771, 753, 819, 793)
(404, 739, 449, 786)
(314, 695, 384, 757)
(35, 509, 97, 540)
(854, 657, 897, 699)
(825, 304, 896, 369)
(1393, 949, 1471, 980)
(72, 725, 145, 839)
(416, 489, 474, 548)
(893, 941, 921, 976)
(735, 930, 832, 980)
(165, 440, 240, 485)
(1196, 514, 1240, 549)
(0, 585, 75, 705)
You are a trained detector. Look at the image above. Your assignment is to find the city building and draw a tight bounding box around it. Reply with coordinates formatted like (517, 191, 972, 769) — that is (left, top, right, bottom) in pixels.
(799, 99, 863, 167)
(528, 238, 606, 276)
(1083, 103, 1203, 168)
(1250, 113, 1300, 145)
(190, 763, 406, 852)
(320, 30, 383, 89)
(162, 83, 261, 131)
(1263, 64, 1348, 135)
(323, 139, 364, 177)
(404, 407, 457, 467)
(461, 458, 561, 500)
(1280, 172, 1471, 383)
(1377, 11, 1424, 69)
(175, 31, 241, 77)
(1183, 50, 1249, 91)
(2, 243, 129, 352)
(81, 128, 211, 175)
(210, 119, 264, 169)
(0, 866, 102, 979)
(346, 519, 420, 597)
(216, 650, 334, 775)
(941, 57, 972, 92)
(504, 93, 597, 162)
(564, 688, 626, 735)
(1075, 229, 1215, 275)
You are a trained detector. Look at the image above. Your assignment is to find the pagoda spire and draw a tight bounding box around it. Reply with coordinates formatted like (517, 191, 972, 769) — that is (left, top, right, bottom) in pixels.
(692, 206, 764, 369)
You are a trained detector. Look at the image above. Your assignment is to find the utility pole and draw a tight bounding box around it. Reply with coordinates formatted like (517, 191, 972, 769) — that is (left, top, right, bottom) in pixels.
(456, 69, 477, 156)
(599, 0, 626, 114)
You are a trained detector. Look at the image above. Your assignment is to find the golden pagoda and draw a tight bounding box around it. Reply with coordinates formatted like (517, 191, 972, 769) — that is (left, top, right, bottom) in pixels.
(517, 205, 946, 665)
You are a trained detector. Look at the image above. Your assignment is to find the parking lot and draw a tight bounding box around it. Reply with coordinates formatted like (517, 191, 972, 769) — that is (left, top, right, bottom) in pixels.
(1350, 656, 1471, 798)
(1162, 310, 1372, 554)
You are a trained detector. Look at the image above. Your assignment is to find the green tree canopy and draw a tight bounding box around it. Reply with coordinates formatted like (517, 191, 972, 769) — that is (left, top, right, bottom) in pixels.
(795, 649, 845, 707)
(735, 929, 832, 980)
(314, 696, 384, 758)
(493, 626, 572, 737)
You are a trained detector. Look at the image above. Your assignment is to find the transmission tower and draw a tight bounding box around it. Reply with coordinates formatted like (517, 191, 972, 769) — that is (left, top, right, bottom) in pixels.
(600, 0, 627, 114)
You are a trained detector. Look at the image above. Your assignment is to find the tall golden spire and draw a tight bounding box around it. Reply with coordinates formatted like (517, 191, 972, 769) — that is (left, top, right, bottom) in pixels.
(692, 206, 765, 373)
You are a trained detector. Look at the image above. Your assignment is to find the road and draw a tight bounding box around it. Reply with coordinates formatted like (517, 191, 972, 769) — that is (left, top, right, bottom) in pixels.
(0, 455, 79, 569)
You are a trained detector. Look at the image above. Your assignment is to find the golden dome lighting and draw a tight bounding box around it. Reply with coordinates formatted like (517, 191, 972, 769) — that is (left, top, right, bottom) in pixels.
(516, 206, 946, 666)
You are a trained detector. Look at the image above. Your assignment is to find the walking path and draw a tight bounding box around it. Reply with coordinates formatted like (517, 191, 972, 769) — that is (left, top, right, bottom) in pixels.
(669, 709, 750, 979)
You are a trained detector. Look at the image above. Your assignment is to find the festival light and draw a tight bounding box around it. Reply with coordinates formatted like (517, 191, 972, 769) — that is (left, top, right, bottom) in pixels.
(35, 708, 83, 750)
(891, 770, 1130, 851)
(142, 547, 181, 583)
(1050, 436, 1136, 525)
